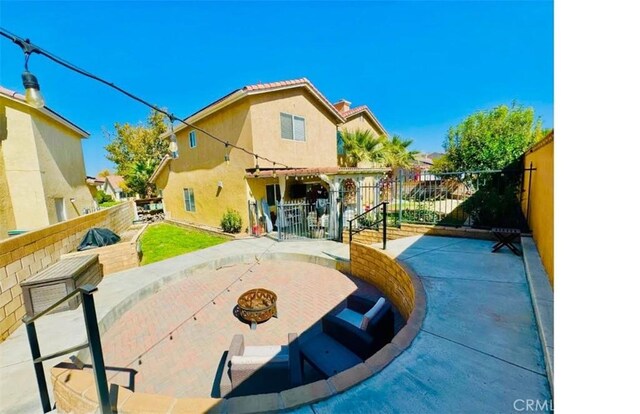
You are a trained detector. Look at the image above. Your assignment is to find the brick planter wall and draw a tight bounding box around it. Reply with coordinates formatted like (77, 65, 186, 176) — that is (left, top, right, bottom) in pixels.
(344, 223, 494, 247)
(0, 202, 135, 341)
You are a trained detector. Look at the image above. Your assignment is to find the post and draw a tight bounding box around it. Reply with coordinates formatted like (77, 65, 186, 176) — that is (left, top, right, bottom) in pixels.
(382, 202, 388, 250)
(25, 321, 52, 413)
(398, 170, 403, 228)
(526, 161, 534, 224)
(349, 219, 353, 244)
(80, 285, 112, 414)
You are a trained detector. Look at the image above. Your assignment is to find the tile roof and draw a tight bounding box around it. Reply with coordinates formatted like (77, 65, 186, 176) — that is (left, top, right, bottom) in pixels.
(339, 105, 387, 136)
(174, 78, 345, 136)
(105, 175, 126, 190)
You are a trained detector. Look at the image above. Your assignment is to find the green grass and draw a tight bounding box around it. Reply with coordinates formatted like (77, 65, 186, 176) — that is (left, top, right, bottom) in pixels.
(140, 223, 229, 265)
(99, 201, 121, 208)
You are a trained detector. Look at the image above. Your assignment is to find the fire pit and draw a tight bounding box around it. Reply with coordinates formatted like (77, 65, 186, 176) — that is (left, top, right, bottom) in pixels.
(237, 288, 278, 330)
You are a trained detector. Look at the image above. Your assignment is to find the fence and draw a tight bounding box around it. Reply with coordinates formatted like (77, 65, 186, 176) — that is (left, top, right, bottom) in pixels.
(357, 168, 532, 231)
(253, 167, 533, 243)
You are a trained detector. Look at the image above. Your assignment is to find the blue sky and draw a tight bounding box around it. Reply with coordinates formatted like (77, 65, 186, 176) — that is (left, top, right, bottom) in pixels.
(0, 1, 553, 176)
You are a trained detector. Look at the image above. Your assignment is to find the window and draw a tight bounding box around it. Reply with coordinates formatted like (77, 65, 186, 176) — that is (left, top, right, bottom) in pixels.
(266, 184, 282, 206)
(280, 113, 305, 141)
(183, 188, 196, 212)
(189, 131, 197, 148)
(337, 131, 345, 155)
(54, 198, 66, 222)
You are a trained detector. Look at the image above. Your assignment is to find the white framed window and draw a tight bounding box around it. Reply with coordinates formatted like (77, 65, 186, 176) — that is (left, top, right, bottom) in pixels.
(183, 188, 196, 212)
(266, 184, 282, 206)
(189, 131, 197, 148)
(280, 113, 306, 141)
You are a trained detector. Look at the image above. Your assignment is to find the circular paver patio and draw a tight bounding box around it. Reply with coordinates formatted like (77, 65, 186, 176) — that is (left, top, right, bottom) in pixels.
(100, 260, 383, 398)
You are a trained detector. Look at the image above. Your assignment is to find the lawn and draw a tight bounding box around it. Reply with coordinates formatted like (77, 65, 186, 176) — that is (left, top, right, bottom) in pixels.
(99, 201, 121, 208)
(140, 223, 229, 265)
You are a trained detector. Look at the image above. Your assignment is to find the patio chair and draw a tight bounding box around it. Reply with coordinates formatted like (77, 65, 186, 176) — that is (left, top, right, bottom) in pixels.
(219, 333, 302, 397)
(322, 295, 394, 360)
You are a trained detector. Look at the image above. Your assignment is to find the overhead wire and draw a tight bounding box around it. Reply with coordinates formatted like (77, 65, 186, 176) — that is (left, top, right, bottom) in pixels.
(0, 27, 291, 169)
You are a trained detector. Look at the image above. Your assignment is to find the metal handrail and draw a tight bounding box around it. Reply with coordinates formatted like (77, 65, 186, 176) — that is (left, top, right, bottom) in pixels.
(22, 284, 111, 414)
(348, 201, 388, 249)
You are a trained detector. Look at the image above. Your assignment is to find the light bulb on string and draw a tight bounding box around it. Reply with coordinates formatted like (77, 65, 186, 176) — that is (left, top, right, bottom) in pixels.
(20, 42, 45, 108)
(224, 142, 230, 165)
(254, 155, 260, 175)
(168, 118, 179, 159)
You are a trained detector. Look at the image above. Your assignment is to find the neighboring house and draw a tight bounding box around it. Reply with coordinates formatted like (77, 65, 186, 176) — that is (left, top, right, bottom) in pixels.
(85, 176, 105, 201)
(101, 175, 127, 200)
(334, 99, 387, 168)
(0, 86, 94, 239)
(150, 78, 388, 235)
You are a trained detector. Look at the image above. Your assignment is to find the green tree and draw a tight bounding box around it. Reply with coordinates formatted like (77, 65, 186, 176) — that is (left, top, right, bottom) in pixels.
(432, 103, 546, 172)
(104, 109, 167, 196)
(340, 129, 386, 167)
(383, 135, 420, 169)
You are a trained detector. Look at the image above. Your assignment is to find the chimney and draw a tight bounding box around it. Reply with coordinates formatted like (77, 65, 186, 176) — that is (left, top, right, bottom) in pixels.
(333, 99, 351, 113)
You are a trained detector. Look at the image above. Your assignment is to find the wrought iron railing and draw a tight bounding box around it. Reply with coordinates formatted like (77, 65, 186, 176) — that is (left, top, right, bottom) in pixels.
(23, 284, 111, 414)
(348, 201, 388, 250)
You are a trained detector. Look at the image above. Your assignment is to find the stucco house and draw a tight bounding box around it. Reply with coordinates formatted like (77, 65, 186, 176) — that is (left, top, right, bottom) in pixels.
(0, 86, 95, 239)
(150, 78, 389, 238)
(101, 175, 127, 200)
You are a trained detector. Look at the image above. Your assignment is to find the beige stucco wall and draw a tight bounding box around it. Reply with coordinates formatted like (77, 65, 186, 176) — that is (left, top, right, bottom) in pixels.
(32, 113, 95, 222)
(158, 100, 255, 230)
(340, 113, 385, 137)
(248, 89, 338, 168)
(0, 97, 93, 239)
(157, 89, 344, 232)
(0, 146, 16, 238)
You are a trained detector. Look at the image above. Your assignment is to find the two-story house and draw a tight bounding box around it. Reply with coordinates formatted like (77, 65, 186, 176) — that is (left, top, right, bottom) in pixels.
(150, 78, 388, 237)
(0, 86, 95, 239)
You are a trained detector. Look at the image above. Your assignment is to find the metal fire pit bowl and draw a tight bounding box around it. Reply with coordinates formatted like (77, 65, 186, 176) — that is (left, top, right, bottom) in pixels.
(237, 288, 278, 330)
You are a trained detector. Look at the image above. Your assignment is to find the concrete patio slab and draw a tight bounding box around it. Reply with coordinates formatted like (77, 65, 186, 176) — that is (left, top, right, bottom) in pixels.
(400, 248, 526, 283)
(420, 277, 546, 374)
(307, 333, 551, 414)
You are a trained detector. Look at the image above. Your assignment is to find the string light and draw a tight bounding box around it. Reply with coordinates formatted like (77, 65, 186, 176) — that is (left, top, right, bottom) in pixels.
(224, 142, 230, 165)
(0, 28, 292, 170)
(272, 163, 277, 178)
(254, 155, 260, 175)
(168, 116, 179, 159)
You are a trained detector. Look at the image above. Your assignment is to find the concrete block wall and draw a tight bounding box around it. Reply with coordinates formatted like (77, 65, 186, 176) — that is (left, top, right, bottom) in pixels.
(343, 223, 494, 246)
(349, 242, 416, 320)
(0, 202, 135, 341)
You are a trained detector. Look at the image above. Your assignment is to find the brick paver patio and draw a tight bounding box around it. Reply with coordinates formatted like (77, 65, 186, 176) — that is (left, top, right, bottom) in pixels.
(101, 260, 382, 397)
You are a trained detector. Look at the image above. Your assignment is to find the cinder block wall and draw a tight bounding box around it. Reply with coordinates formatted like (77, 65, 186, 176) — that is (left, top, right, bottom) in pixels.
(0, 202, 135, 341)
(349, 242, 415, 320)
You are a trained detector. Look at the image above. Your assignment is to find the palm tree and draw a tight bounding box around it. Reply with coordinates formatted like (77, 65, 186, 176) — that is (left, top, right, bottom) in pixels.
(126, 159, 157, 197)
(383, 135, 420, 169)
(340, 129, 387, 167)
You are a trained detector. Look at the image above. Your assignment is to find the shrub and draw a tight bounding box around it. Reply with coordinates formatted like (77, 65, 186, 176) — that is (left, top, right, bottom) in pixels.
(221, 209, 242, 233)
(96, 190, 114, 204)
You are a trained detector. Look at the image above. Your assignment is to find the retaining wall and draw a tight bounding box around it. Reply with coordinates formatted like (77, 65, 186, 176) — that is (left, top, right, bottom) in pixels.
(343, 222, 494, 247)
(0, 202, 135, 341)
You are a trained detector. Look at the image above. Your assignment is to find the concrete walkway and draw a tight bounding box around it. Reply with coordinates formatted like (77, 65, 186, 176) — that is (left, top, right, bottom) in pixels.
(0, 235, 551, 413)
